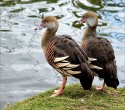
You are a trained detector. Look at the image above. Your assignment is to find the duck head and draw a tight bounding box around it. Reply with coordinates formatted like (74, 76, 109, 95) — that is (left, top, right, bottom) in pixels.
(79, 11, 98, 27)
(35, 16, 59, 31)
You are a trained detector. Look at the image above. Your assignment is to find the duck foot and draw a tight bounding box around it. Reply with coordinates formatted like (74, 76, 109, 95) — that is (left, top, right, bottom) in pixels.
(50, 76, 67, 97)
(108, 90, 120, 96)
(95, 87, 106, 92)
(95, 81, 106, 92)
(50, 89, 63, 97)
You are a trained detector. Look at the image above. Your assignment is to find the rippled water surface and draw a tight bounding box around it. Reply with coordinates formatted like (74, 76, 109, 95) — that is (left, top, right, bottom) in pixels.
(0, 0, 125, 109)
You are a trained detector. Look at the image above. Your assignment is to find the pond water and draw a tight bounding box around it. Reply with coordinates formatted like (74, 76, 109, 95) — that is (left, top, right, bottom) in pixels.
(0, 0, 125, 109)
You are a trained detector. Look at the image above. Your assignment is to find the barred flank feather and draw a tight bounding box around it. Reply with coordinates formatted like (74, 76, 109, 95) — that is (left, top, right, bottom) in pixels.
(44, 40, 56, 65)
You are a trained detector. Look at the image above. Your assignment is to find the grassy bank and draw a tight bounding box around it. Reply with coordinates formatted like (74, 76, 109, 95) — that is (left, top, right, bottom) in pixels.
(5, 84, 125, 110)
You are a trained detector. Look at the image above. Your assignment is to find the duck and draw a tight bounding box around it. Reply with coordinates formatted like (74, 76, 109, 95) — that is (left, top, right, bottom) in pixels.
(78, 11, 119, 91)
(35, 16, 102, 97)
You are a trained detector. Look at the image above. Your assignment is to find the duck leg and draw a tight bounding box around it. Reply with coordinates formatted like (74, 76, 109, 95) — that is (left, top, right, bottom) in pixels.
(96, 81, 106, 92)
(51, 76, 67, 97)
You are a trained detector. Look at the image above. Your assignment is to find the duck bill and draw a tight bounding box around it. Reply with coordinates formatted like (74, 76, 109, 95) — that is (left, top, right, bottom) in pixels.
(35, 23, 45, 30)
(77, 18, 85, 24)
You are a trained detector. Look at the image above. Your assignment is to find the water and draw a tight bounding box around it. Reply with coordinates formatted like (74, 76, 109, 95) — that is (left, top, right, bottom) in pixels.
(0, 0, 125, 109)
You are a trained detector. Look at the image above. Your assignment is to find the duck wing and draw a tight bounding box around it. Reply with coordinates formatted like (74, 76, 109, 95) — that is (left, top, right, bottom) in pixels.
(82, 37, 119, 88)
(83, 37, 115, 64)
(44, 35, 94, 90)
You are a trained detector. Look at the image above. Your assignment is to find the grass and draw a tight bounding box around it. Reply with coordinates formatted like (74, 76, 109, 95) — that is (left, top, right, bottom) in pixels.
(5, 84, 125, 110)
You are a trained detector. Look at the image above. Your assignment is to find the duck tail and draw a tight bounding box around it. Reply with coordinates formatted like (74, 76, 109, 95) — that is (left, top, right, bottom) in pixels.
(79, 63, 94, 90)
(104, 61, 119, 88)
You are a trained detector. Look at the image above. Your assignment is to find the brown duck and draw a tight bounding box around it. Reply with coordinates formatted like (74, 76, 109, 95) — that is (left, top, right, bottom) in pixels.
(79, 11, 119, 91)
(35, 16, 102, 97)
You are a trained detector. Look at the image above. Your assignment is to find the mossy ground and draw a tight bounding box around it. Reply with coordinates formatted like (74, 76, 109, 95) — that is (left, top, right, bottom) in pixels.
(5, 84, 125, 110)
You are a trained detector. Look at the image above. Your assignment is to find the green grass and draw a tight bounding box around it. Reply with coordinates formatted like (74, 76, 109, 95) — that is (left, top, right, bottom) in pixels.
(5, 84, 125, 110)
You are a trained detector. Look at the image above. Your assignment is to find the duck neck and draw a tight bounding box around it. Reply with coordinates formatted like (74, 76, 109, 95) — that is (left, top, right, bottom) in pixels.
(41, 28, 57, 48)
(82, 26, 97, 41)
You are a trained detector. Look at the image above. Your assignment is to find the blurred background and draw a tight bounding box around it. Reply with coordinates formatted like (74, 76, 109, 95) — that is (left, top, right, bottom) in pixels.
(0, 0, 125, 109)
